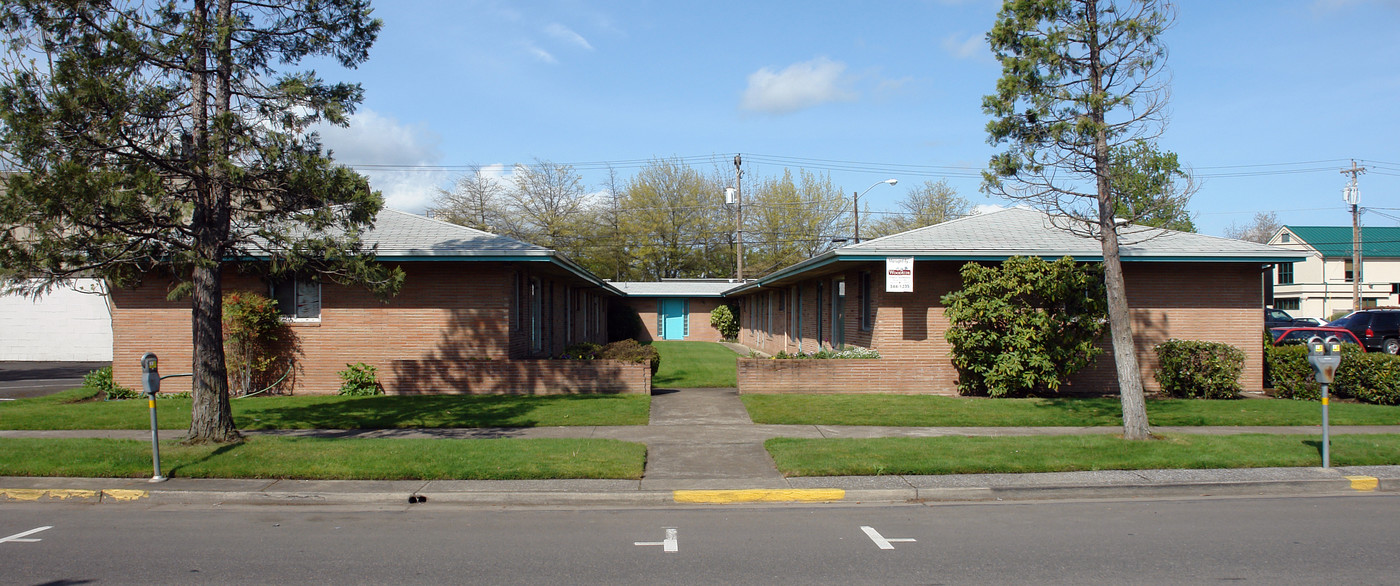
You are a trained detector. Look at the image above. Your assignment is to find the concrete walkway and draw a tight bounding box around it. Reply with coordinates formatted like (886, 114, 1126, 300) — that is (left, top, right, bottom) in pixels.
(4, 387, 1400, 507)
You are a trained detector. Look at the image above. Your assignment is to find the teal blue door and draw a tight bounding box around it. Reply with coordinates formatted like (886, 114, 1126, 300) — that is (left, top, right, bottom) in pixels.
(660, 298, 687, 340)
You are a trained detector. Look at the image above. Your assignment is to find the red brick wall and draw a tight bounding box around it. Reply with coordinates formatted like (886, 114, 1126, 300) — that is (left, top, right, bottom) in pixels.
(389, 359, 649, 395)
(110, 262, 616, 395)
(622, 297, 726, 342)
(735, 260, 1266, 394)
(738, 358, 957, 394)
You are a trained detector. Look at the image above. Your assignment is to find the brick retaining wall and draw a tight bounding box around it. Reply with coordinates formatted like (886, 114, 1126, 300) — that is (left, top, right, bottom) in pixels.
(387, 359, 650, 395)
(737, 358, 958, 395)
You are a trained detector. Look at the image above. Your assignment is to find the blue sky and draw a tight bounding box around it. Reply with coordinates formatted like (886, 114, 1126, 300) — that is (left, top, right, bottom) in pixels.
(313, 0, 1400, 238)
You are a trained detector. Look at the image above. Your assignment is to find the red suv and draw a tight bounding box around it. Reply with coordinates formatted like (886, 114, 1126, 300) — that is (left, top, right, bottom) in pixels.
(1325, 310, 1400, 354)
(1269, 326, 1365, 351)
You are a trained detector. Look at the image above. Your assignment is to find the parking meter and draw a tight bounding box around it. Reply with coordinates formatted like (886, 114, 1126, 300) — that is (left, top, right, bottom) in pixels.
(139, 352, 166, 481)
(1305, 336, 1342, 468)
(141, 352, 160, 396)
(1305, 336, 1342, 384)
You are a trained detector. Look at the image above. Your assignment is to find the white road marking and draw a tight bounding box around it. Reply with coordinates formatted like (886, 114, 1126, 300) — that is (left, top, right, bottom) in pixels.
(861, 525, 915, 550)
(634, 527, 678, 553)
(1, 526, 53, 544)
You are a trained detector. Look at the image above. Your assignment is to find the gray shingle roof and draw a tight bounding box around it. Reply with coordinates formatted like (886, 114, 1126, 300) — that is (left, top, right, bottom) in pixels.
(845, 207, 1302, 261)
(610, 280, 741, 297)
(364, 209, 551, 257)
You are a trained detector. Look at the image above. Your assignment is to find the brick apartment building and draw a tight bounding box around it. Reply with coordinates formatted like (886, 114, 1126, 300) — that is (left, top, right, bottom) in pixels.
(727, 208, 1305, 395)
(109, 210, 642, 395)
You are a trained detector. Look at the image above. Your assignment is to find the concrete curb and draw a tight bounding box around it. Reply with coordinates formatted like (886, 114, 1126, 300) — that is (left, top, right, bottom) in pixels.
(3, 471, 1392, 508)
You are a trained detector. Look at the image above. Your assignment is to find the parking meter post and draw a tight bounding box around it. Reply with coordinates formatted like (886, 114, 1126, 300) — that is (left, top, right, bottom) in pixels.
(1321, 382, 1330, 468)
(140, 353, 167, 483)
(1304, 336, 1342, 469)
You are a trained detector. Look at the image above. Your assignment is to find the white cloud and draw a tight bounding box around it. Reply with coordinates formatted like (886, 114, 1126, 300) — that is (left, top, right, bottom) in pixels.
(740, 57, 858, 115)
(942, 32, 986, 60)
(316, 109, 449, 213)
(524, 42, 557, 64)
(545, 23, 594, 51)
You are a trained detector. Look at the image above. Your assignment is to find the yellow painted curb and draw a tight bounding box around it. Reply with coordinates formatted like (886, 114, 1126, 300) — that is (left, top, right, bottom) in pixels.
(0, 488, 100, 502)
(102, 489, 150, 501)
(1346, 476, 1379, 492)
(673, 489, 845, 504)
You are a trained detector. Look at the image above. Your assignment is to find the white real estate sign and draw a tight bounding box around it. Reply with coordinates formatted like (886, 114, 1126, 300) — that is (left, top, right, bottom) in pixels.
(886, 257, 914, 292)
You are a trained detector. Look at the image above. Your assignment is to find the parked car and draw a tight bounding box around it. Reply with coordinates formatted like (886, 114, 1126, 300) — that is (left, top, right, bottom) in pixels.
(1325, 309, 1400, 354)
(1292, 317, 1325, 327)
(1268, 326, 1366, 351)
(1265, 308, 1309, 329)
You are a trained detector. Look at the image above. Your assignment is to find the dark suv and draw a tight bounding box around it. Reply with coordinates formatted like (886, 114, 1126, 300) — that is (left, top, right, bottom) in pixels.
(1326, 310, 1400, 354)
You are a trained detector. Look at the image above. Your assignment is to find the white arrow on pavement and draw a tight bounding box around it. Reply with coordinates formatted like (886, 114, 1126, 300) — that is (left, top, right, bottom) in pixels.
(861, 525, 915, 550)
(1, 526, 53, 544)
(634, 527, 678, 553)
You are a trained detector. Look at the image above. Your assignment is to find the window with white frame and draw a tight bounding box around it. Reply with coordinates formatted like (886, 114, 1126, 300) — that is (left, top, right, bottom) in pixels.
(271, 275, 320, 320)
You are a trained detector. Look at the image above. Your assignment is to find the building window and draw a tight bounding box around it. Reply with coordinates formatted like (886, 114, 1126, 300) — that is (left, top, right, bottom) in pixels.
(1273, 298, 1300, 311)
(270, 275, 320, 320)
(1281, 233, 1291, 243)
(1344, 259, 1354, 282)
(859, 271, 873, 331)
(1391, 283, 1400, 296)
(1277, 263, 1293, 285)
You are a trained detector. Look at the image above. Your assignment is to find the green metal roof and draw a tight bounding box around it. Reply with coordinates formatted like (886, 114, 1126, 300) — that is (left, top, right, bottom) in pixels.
(1283, 226, 1400, 258)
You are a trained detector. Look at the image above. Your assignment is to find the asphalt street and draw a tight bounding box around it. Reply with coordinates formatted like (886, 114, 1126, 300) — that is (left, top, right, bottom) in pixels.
(0, 361, 105, 399)
(3, 494, 1397, 584)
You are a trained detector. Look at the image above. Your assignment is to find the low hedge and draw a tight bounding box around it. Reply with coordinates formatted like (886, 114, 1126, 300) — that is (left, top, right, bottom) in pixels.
(1153, 339, 1245, 399)
(562, 339, 661, 375)
(1266, 344, 1400, 405)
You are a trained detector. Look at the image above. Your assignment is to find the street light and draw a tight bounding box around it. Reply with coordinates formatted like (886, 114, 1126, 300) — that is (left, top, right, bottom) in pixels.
(853, 179, 898, 243)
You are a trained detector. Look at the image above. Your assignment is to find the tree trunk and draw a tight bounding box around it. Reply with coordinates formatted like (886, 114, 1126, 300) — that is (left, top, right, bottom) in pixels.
(185, 0, 240, 444)
(1088, 0, 1149, 440)
(1099, 205, 1150, 440)
(188, 260, 239, 443)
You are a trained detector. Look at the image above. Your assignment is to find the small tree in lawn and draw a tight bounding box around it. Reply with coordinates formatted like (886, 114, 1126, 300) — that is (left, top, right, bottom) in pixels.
(0, 1, 403, 443)
(222, 292, 286, 397)
(982, 0, 1187, 439)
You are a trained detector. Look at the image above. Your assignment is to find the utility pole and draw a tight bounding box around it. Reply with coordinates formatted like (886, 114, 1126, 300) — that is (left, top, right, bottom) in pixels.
(734, 154, 744, 281)
(853, 191, 860, 244)
(1342, 160, 1366, 311)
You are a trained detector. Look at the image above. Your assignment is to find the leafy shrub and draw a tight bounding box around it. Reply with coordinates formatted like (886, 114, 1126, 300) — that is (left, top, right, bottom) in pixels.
(1265, 344, 1400, 404)
(772, 346, 880, 359)
(85, 366, 139, 400)
(223, 291, 287, 396)
(561, 342, 602, 360)
(1153, 339, 1245, 399)
(336, 363, 383, 396)
(710, 304, 740, 341)
(600, 339, 661, 375)
(941, 256, 1107, 397)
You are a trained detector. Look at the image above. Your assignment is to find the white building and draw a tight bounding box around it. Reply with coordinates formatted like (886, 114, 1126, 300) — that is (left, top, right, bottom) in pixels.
(0, 279, 113, 361)
(1267, 225, 1400, 320)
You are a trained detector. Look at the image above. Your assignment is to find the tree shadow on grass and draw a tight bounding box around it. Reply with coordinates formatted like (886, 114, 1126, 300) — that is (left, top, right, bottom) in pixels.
(232, 394, 645, 430)
(167, 441, 244, 477)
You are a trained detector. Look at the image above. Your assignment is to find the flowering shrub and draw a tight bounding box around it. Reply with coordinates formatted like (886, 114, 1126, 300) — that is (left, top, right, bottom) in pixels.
(771, 346, 880, 359)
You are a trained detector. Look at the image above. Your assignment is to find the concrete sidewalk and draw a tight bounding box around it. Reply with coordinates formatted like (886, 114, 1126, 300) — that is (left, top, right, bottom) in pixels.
(3, 387, 1399, 507)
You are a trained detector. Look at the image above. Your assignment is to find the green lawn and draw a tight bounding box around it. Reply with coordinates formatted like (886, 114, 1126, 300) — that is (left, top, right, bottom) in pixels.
(766, 434, 1400, 476)
(0, 436, 647, 480)
(651, 341, 740, 388)
(0, 387, 650, 430)
(743, 394, 1400, 427)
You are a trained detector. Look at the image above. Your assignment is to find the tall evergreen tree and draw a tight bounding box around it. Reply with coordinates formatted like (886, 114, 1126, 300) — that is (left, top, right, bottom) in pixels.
(982, 0, 1176, 439)
(0, 0, 400, 443)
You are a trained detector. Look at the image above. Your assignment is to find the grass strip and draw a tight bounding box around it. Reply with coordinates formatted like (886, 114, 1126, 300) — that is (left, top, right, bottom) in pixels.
(742, 394, 1400, 427)
(0, 388, 650, 430)
(651, 341, 740, 388)
(766, 434, 1400, 477)
(0, 436, 646, 480)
